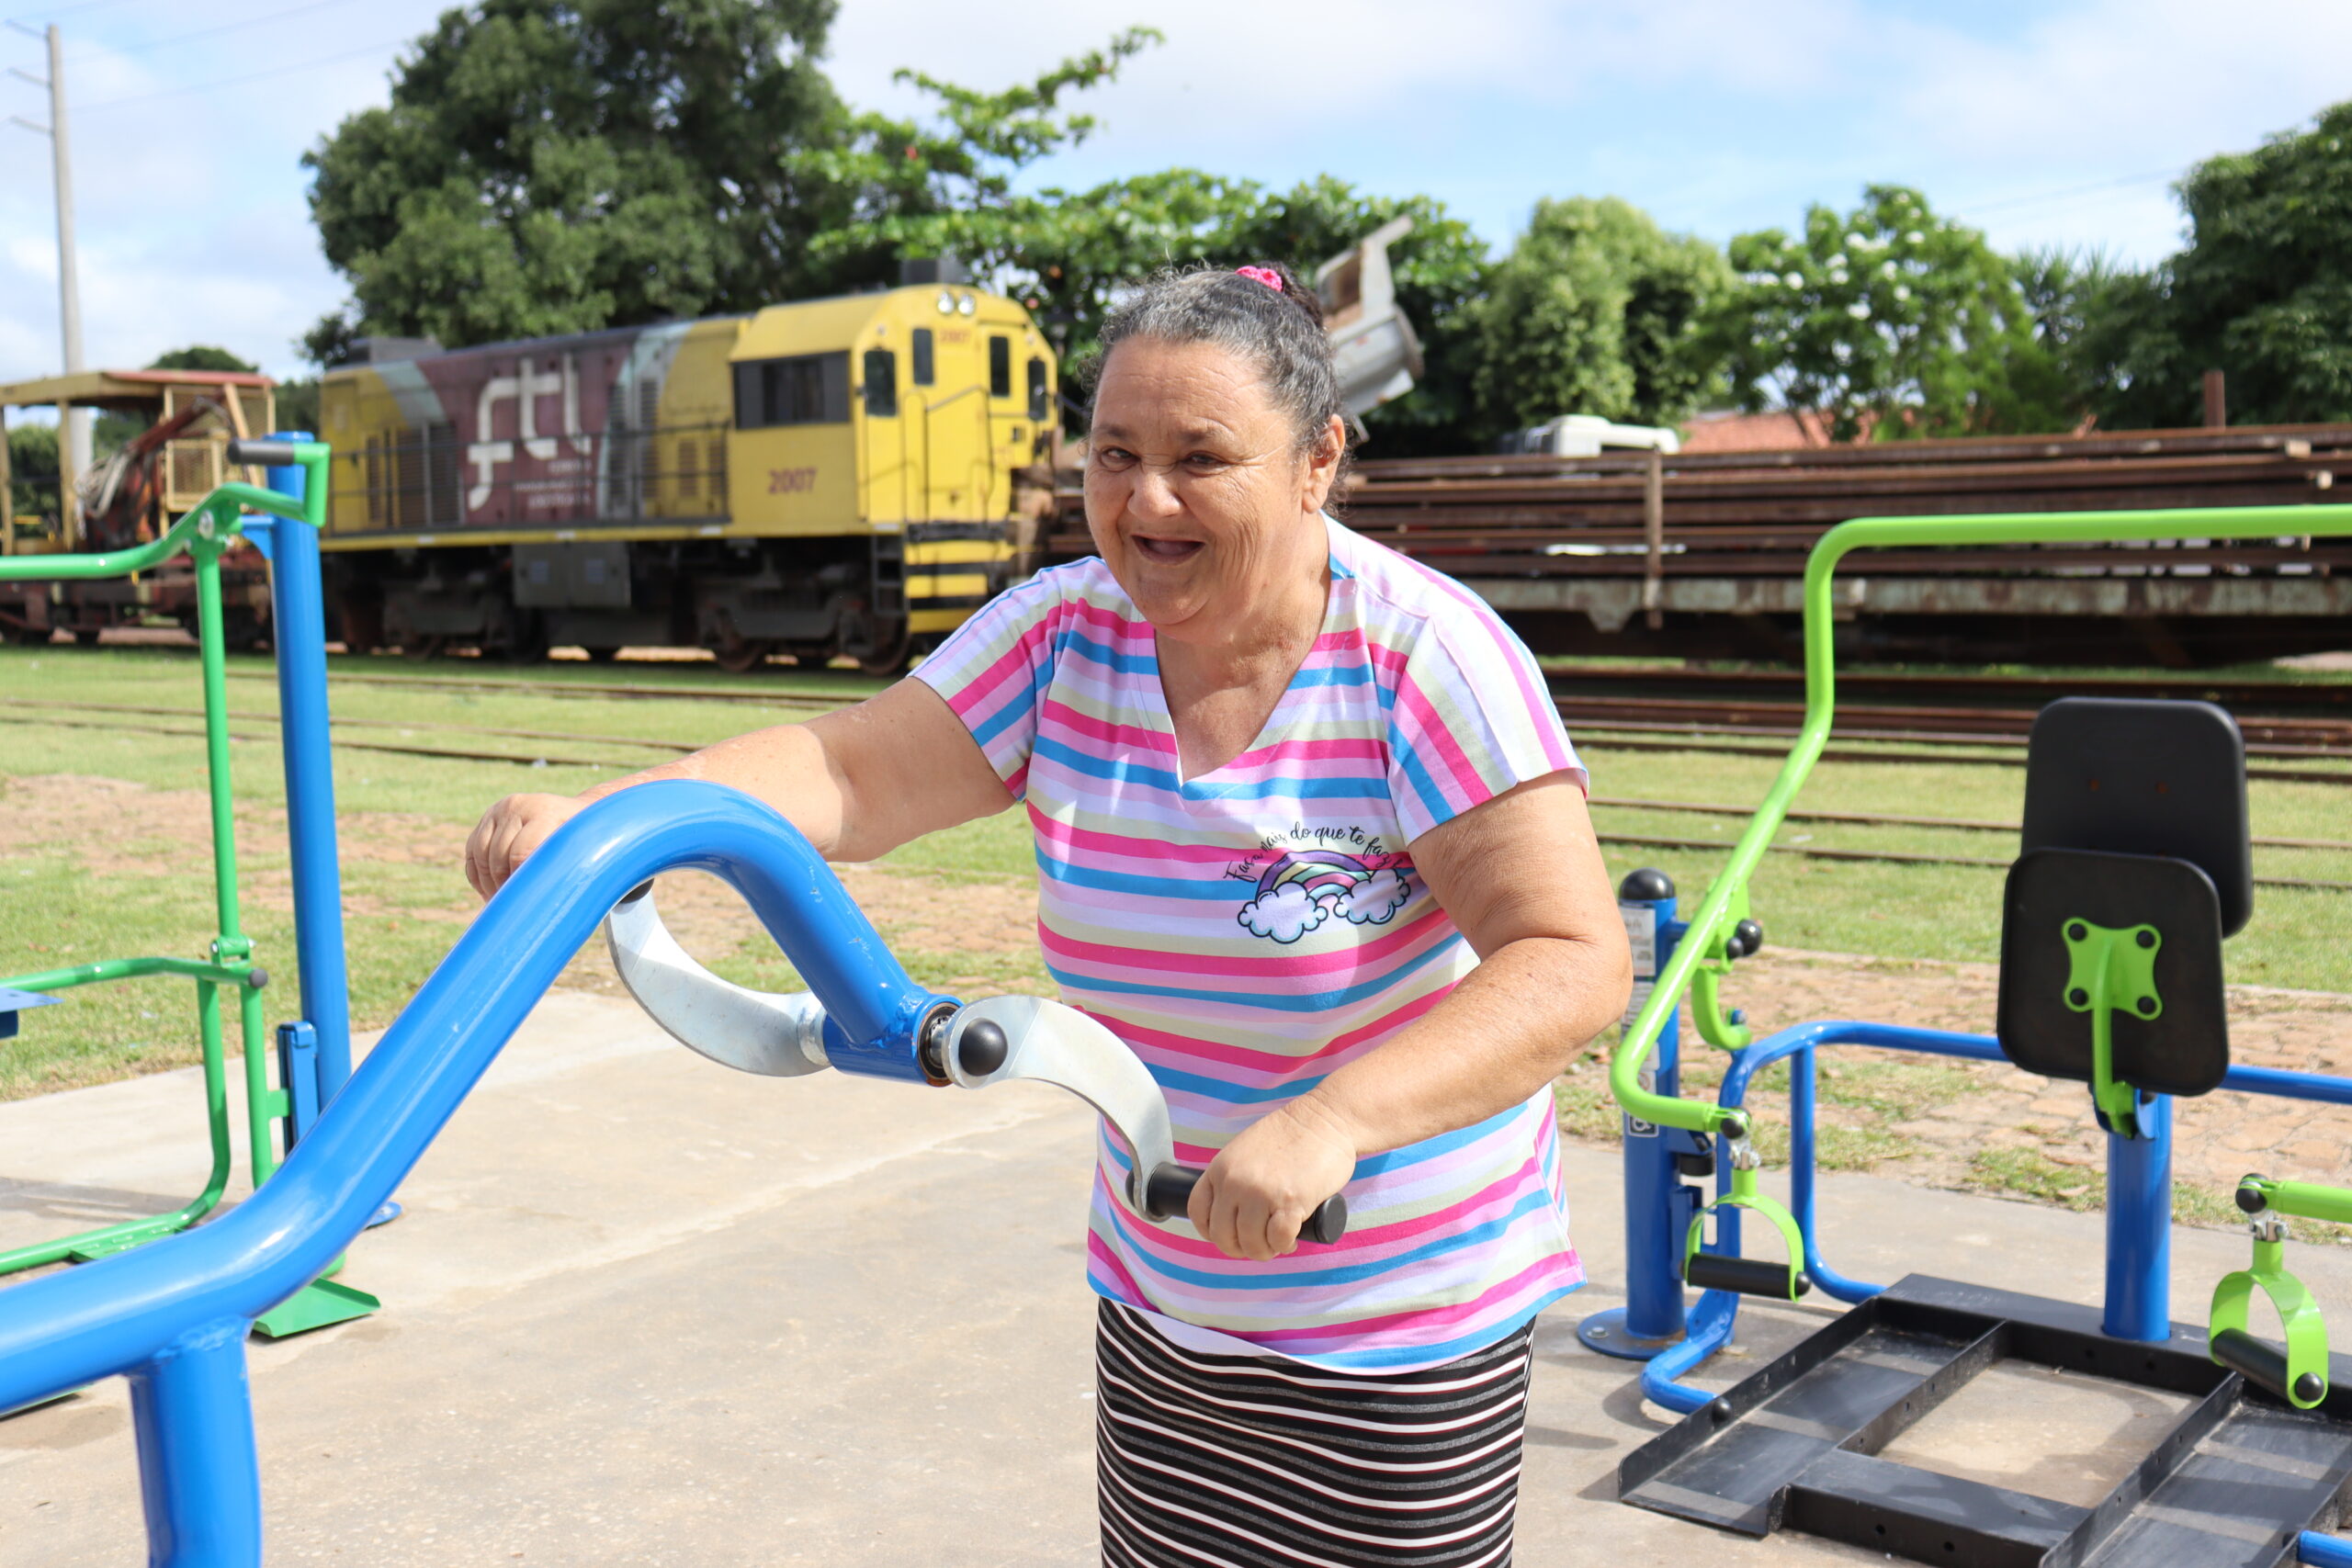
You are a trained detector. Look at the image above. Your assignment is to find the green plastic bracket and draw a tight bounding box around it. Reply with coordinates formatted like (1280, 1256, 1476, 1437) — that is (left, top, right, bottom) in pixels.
(2062, 917, 2161, 1139)
(254, 1278, 381, 1340)
(2210, 1235, 2329, 1408)
(1683, 1160, 1809, 1302)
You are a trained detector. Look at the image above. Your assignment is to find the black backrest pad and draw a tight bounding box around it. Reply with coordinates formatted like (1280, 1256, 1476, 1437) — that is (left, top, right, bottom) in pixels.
(1997, 848, 2230, 1097)
(2020, 697, 2252, 937)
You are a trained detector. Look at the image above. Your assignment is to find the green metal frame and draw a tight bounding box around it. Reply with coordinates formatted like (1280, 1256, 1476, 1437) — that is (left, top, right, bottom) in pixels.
(1684, 1157, 1810, 1302)
(1610, 502, 2352, 1140)
(0, 479, 321, 1275)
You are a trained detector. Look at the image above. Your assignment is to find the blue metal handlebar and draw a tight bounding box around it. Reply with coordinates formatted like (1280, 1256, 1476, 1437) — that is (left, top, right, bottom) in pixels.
(0, 782, 956, 1562)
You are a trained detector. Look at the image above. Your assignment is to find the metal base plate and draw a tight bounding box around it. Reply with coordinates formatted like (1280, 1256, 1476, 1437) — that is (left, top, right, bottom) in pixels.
(1577, 1305, 1684, 1361)
(1617, 1275, 2352, 1568)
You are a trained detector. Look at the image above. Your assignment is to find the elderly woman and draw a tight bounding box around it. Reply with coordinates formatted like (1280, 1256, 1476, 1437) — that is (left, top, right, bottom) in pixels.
(467, 263, 1631, 1566)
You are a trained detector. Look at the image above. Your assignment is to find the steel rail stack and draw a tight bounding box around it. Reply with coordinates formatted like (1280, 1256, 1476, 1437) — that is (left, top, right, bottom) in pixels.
(1050, 423, 2352, 665)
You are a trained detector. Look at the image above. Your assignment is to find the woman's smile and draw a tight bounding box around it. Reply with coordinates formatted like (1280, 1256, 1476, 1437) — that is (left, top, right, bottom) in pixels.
(1131, 533, 1206, 565)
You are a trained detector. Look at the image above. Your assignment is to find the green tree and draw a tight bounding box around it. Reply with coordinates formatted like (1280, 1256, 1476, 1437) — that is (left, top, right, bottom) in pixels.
(301, 0, 851, 360)
(7, 423, 59, 526)
(1720, 185, 2075, 441)
(1463, 197, 1729, 439)
(149, 345, 257, 374)
(837, 156, 1487, 444)
(2075, 103, 2352, 427)
(797, 35, 1490, 447)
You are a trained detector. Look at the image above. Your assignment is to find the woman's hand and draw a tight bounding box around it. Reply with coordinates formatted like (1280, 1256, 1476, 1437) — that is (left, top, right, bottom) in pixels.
(464, 793, 584, 899)
(1187, 1097, 1360, 1261)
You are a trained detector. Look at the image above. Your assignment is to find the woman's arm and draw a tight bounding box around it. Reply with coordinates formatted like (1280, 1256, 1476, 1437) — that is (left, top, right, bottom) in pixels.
(463, 678, 1015, 898)
(1190, 775, 1633, 1260)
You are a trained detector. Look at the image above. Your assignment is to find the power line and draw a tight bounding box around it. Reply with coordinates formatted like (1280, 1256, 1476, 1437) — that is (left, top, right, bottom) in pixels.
(2, 0, 150, 28)
(1965, 166, 2182, 218)
(74, 0, 368, 58)
(78, 33, 406, 110)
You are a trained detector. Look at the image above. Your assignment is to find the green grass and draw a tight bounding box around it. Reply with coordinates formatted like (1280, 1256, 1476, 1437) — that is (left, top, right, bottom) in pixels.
(1962, 1145, 2352, 1242)
(3, 641, 2347, 1104)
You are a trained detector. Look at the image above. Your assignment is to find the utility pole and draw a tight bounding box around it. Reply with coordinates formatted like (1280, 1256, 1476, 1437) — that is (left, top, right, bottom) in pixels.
(9, 23, 88, 545)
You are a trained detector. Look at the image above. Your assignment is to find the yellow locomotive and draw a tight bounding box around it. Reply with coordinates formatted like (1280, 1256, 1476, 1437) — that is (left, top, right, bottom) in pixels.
(317, 277, 1056, 670)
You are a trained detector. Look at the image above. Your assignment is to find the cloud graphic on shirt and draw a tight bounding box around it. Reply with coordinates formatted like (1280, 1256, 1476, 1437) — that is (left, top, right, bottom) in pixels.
(1334, 868, 1412, 926)
(1236, 882, 1328, 944)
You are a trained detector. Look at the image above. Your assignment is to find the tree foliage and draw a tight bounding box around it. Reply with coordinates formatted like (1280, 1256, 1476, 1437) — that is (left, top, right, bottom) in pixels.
(1462, 197, 1730, 438)
(150, 345, 258, 374)
(844, 157, 1488, 445)
(1718, 185, 2077, 442)
(302, 0, 851, 361)
(7, 424, 58, 525)
(2075, 103, 2352, 427)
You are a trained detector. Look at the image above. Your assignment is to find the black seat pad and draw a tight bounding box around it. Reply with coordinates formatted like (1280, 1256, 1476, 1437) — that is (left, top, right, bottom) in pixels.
(1996, 847, 2229, 1098)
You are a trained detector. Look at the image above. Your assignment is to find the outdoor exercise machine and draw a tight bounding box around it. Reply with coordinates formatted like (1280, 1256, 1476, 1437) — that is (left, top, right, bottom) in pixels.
(1600, 502, 2352, 1568)
(0, 437, 372, 1337)
(0, 770, 1348, 1563)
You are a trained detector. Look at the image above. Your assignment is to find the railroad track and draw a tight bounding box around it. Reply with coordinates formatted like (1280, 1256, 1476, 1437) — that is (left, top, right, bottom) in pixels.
(1545, 669, 2352, 761)
(5, 692, 2346, 887)
(1548, 665, 2352, 714)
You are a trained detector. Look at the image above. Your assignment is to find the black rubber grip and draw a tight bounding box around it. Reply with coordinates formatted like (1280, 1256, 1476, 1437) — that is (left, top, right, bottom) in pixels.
(956, 1019, 1009, 1077)
(227, 439, 299, 468)
(1143, 1165, 1348, 1246)
(2212, 1327, 2325, 1404)
(1685, 1252, 1811, 1299)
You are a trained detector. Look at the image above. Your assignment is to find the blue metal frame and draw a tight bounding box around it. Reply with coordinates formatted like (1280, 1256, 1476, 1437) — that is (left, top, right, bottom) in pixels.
(0, 781, 956, 1566)
(256, 436, 356, 1107)
(1578, 879, 1696, 1359)
(1640, 1017, 2352, 1417)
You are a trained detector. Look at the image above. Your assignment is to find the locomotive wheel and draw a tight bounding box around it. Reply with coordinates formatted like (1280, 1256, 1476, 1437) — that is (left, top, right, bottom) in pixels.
(711, 637, 774, 673)
(854, 623, 911, 676)
(401, 636, 447, 661)
(339, 602, 385, 656)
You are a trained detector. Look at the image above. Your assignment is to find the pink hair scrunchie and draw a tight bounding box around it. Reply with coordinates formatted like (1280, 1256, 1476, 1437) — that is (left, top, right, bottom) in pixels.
(1234, 265, 1284, 292)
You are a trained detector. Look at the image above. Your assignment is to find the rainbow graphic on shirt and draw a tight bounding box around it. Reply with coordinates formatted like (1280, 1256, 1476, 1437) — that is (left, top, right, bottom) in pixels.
(1236, 850, 1414, 943)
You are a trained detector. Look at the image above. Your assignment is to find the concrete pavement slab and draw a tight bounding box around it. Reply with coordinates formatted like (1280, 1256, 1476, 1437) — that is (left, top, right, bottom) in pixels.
(6, 989, 2352, 1565)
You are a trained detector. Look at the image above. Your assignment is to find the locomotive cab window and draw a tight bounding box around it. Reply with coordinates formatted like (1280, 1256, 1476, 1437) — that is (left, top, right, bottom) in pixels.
(1027, 357, 1050, 424)
(733, 351, 850, 428)
(989, 334, 1012, 399)
(863, 349, 898, 418)
(911, 328, 935, 388)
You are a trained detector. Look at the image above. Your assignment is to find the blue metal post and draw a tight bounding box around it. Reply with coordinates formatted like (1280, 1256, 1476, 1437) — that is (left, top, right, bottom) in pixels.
(127, 1325, 263, 1568)
(1580, 869, 1695, 1359)
(260, 434, 354, 1106)
(2103, 1090, 2173, 1341)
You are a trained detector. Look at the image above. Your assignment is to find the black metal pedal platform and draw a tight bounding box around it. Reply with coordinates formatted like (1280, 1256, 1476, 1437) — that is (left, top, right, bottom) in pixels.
(1618, 1276, 2352, 1568)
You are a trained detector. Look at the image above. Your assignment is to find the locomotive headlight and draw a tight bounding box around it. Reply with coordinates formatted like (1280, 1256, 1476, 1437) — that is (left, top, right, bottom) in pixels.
(936, 291, 955, 314)
(956, 294, 977, 316)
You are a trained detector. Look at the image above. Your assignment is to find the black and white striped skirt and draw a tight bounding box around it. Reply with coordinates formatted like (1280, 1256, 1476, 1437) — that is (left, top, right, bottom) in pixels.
(1095, 1299, 1534, 1567)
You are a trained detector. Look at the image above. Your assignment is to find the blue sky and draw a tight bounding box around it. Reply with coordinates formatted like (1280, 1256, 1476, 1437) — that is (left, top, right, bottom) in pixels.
(5, 0, 2350, 394)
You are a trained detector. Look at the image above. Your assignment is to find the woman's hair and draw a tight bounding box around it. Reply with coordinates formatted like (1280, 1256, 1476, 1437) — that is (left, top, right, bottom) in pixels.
(1089, 262, 1351, 492)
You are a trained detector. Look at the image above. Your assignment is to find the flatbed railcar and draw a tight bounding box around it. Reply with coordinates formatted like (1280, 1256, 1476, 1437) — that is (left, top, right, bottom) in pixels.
(318, 283, 1057, 671)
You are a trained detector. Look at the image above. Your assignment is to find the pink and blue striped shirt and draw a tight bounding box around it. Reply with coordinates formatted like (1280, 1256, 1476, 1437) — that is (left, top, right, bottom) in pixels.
(913, 516, 1588, 1371)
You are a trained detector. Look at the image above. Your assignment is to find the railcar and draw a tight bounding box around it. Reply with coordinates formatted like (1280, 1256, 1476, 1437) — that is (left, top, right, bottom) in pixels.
(317, 282, 1057, 671)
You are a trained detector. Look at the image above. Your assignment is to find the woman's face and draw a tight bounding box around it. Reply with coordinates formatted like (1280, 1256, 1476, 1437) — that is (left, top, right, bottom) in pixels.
(1084, 337, 1343, 649)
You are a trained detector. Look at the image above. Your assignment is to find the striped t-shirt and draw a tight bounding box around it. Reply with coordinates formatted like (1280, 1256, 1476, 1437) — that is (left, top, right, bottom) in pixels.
(912, 516, 1588, 1371)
